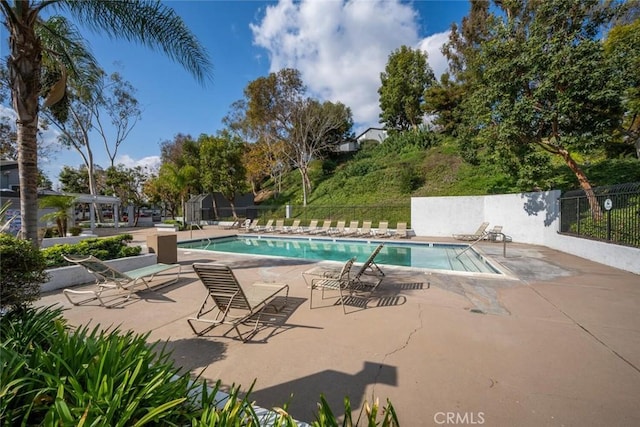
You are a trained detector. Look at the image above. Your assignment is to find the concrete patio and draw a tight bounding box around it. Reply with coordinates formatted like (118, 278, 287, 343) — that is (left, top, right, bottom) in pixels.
(36, 226, 640, 426)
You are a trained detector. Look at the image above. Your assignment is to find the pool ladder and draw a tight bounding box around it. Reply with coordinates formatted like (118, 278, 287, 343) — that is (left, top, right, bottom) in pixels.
(455, 232, 508, 259)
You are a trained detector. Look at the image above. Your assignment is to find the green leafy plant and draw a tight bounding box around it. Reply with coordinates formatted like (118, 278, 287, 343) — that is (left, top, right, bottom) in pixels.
(0, 234, 49, 310)
(40, 234, 141, 268)
(39, 195, 75, 237)
(1, 306, 401, 426)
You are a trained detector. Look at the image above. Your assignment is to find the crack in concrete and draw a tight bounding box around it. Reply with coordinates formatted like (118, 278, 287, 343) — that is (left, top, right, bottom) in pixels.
(371, 303, 425, 397)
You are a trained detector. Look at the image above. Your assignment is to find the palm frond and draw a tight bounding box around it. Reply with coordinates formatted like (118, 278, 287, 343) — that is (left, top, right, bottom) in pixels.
(57, 0, 212, 85)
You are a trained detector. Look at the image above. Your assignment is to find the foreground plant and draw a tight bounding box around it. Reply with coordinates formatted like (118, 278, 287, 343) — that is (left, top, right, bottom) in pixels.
(0, 305, 399, 426)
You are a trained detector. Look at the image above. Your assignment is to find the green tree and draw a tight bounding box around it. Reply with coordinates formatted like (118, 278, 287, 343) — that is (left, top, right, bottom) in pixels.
(199, 132, 248, 219)
(157, 162, 199, 225)
(604, 15, 640, 158)
(378, 45, 435, 132)
(287, 99, 353, 205)
(58, 165, 90, 193)
(455, 0, 624, 215)
(105, 164, 149, 226)
(2, 0, 211, 245)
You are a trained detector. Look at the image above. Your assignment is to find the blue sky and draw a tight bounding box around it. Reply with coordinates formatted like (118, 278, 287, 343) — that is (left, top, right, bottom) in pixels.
(1, 0, 471, 187)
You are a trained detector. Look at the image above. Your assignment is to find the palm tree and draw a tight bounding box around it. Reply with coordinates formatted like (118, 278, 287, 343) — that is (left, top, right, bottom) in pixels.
(38, 194, 74, 237)
(1, 0, 212, 246)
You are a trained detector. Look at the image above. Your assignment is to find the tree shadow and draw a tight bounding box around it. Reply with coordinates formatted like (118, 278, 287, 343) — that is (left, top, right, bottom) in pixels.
(520, 191, 559, 226)
(248, 361, 398, 423)
(157, 337, 228, 375)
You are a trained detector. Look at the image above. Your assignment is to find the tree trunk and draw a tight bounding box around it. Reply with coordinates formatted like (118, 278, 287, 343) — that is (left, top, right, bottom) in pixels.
(299, 168, 308, 206)
(557, 148, 603, 220)
(9, 19, 42, 247)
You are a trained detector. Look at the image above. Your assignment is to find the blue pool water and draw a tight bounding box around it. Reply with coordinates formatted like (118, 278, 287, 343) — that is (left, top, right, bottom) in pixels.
(178, 235, 501, 274)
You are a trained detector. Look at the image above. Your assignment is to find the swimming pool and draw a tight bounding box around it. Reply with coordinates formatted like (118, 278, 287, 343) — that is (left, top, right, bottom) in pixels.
(178, 235, 502, 275)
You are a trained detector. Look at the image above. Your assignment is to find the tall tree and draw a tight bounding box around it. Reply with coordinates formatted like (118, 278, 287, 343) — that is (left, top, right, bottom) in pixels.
(454, 0, 624, 216)
(287, 99, 353, 205)
(199, 132, 248, 219)
(2, 0, 211, 245)
(378, 45, 435, 132)
(604, 16, 640, 158)
(94, 72, 142, 167)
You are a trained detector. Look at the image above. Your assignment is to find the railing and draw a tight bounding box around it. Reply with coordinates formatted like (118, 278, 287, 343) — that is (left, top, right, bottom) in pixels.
(559, 182, 640, 248)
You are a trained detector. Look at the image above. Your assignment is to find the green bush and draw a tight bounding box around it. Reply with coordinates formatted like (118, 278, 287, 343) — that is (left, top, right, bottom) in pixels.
(0, 234, 49, 310)
(68, 226, 82, 236)
(41, 234, 142, 268)
(1, 306, 399, 426)
(162, 219, 186, 230)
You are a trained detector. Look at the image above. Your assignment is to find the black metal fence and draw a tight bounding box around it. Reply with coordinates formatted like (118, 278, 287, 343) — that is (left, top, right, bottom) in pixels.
(559, 182, 640, 248)
(216, 204, 411, 227)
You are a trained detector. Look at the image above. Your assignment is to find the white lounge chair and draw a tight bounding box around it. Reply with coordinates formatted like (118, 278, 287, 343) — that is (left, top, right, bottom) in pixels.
(62, 254, 181, 306)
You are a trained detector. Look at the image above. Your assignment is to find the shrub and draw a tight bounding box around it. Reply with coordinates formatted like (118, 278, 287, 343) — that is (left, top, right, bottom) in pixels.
(1, 306, 400, 426)
(0, 234, 49, 310)
(163, 219, 184, 230)
(40, 234, 141, 268)
(68, 226, 82, 236)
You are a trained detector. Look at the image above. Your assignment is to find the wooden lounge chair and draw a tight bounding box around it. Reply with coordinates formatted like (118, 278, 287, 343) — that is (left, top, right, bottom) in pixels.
(188, 263, 289, 341)
(453, 222, 490, 241)
(62, 254, 181, 307)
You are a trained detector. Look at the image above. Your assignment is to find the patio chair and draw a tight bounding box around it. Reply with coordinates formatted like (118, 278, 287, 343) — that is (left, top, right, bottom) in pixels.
(352, 243, 385, 285)
(304, 219, 319, 234)
(329, 220, 346, 236)
(309, 257, 357, 314)
(241, 218, 260, 233)
(62, 254, 181, 307)
(188, 263, 289, 341)
(452, 221, 490, 241)
(284, 219, 302, 233)
(273, 219, 285, 233)
(392, 222, 408, 239)
(356, 220, 373, 237)
(343, 220, 360, 236)
(310, 219, 332, 235)
(374, 221, 390, 238)
(487, 225, 512, 242)
(255, 219, 274, 233)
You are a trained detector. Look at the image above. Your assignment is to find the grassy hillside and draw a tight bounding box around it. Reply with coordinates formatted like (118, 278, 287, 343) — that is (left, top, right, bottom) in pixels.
(257, 134, 640, 214)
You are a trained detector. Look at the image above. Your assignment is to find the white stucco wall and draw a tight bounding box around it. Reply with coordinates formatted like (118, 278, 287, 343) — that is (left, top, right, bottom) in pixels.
(412, 191, 640, 275)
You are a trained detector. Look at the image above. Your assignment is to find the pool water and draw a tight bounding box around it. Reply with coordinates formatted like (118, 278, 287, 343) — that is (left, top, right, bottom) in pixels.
(178, 235, 501, 274)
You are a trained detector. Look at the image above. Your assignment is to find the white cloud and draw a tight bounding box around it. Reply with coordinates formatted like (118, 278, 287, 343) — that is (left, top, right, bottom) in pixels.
(250, 0, 450, 130)
(115, 154, 161, 174)
(417, 31, 450, 80)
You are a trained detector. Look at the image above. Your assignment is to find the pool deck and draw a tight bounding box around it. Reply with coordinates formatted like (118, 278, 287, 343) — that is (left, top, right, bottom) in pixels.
(37, 226, 640, 426)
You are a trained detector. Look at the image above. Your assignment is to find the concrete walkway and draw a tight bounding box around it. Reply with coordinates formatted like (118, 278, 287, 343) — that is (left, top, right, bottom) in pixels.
(37, 226, 640, 426)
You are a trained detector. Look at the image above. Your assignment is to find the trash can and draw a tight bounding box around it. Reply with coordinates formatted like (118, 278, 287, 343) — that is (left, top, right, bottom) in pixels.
(147, 233, 177, 264)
